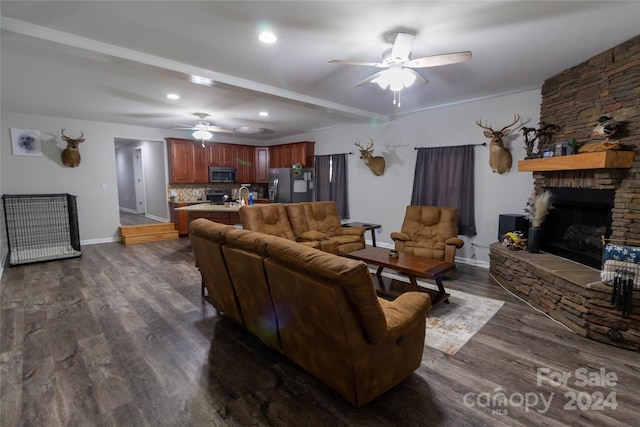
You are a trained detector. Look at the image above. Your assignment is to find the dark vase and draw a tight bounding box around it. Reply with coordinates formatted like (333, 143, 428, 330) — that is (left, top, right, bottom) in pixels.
(528, 226, 542, 253)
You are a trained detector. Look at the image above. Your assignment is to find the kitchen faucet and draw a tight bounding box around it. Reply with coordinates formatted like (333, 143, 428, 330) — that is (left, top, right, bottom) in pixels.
(238, 186, 250, 204)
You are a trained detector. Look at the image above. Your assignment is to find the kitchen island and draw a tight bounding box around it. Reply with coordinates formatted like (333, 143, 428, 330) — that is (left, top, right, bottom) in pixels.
(173, 203, 242, 235)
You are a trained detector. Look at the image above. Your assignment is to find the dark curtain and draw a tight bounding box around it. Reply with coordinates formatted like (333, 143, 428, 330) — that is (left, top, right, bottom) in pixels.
(314, 153, 350, 218)
(411, 145, 476, 236)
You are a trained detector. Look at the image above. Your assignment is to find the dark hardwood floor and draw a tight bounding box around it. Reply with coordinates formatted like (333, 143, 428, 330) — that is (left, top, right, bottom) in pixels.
(119, 210, 164, 226)
(1, 238, 638, 426)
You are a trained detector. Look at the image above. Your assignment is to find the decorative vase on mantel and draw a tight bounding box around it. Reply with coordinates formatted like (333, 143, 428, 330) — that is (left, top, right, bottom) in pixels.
(528, 226, 542, 253)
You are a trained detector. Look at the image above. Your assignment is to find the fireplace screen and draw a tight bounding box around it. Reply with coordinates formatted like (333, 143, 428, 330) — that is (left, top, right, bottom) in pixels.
(542, 188, 614, 268)
(601, 239, 639, 318)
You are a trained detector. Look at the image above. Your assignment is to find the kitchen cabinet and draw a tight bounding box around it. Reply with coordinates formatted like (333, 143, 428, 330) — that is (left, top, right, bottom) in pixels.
(167, 138, 208, 183)
(269, 145, 282, 168)
(291, 141, 315, 167)
(255, 147, 269, 182)
(268, 142, 315, 168)
(208, 143, 235, 166)
(170, 203, 242, 236)
(281, 145, 292, 168)
(170, 202, 191, 235)
(235, 145, 255, 183)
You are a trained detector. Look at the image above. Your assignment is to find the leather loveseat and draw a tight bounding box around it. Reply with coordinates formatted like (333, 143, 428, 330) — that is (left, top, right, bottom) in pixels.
(240, 201, 365, 255)
(190, 218, 432, 406)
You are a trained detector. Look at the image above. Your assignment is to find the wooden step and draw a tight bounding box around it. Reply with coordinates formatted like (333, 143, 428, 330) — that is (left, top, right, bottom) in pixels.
(120, 223, 179, 245)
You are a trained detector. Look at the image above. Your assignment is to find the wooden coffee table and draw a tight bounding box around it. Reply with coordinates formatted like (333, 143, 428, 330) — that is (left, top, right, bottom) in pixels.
(345, 247, 454, 304)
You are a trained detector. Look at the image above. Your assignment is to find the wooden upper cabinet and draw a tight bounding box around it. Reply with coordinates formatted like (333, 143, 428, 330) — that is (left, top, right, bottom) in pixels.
(168, 139, 314, 184)
(167, 138, 208, 183)
(268, 142, 315, 168)
(255, 147, 269, 183)
(281, 146, 292, 168)
(269, 145, 282, 169)
(220, 144, 235, 166)
(235, 145, 255, 183)
(193, 144, 208, 182)
(291, 141, 315, 167)
(208, 143, 235, 166)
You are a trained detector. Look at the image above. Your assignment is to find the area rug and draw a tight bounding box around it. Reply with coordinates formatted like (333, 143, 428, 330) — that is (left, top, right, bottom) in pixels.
(425, 289, 505, 355)
(374, 270, 505, 355)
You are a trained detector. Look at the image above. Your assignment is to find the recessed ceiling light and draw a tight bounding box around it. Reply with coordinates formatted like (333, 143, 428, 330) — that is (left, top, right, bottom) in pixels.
(259, 32, 277, 44)
(166, 93, 180, 100)
(259, 111, 269, 117)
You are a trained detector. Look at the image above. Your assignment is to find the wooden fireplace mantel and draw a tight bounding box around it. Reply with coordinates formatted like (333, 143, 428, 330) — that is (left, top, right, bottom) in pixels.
(517, 151, 636, 172)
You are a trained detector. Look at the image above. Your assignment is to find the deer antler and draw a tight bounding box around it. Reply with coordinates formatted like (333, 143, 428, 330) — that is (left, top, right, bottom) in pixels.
(500, 114, 520, 132)
(61, 129, 85, 144)
(354, 139, 363, 149)
(366, 138, 374, 150)
(475, 119, 493, 131)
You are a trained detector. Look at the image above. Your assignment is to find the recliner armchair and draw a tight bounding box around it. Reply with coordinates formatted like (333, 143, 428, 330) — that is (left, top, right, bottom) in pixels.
(390, 206, 464, 264)
(285, 201, 365, 254)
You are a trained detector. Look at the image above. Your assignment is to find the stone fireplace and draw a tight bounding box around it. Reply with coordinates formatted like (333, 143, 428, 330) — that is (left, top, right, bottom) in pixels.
(490, 35, 640, 350)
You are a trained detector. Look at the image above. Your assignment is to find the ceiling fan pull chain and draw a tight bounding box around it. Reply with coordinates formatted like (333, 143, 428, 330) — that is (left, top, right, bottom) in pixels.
(394, 90, 401, 107)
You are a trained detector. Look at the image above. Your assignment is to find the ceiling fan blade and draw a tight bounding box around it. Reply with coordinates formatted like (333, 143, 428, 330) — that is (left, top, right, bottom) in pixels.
(390, 33, 415, 61)
(173, 126, 196, 130)
(353, 71, 385, 88)
(405, 51, 472, 68)
(329, 59, 385, 67)
(206, 126, 235, 134)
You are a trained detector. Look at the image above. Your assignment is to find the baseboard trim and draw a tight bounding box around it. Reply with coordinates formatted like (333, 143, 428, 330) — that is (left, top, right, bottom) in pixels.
(81, 237, 120, 245)
(145, 213, 168, 223)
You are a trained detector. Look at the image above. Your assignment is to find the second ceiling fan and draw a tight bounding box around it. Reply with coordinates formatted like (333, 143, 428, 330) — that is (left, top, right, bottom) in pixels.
(329, 31, 471, 106)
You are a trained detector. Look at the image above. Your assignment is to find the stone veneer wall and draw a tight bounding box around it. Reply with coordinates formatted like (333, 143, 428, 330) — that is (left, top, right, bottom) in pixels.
(490, 243, 639, 350)
(536, 35, 640, 240)
(490, 36, 640, 350)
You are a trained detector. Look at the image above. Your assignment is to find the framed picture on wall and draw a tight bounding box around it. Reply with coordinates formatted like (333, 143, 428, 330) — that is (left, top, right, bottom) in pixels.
(10, 128, 42, 156)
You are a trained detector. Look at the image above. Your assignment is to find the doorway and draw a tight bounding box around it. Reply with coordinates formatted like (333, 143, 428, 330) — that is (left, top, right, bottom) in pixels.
(115, 138, 168, 226)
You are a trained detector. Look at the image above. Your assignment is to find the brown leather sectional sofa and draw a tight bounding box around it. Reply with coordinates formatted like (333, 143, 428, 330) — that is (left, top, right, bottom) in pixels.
(189, 218, 432, 406)
(239, 201, 366, 255)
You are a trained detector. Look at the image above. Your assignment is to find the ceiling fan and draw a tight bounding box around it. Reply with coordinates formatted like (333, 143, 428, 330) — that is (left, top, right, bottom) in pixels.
(329, 31, 471, 106)
(174, 113, 234, 145)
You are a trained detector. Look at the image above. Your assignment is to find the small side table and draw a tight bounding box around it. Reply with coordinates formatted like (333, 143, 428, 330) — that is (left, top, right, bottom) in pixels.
(342, 222, 382, 247)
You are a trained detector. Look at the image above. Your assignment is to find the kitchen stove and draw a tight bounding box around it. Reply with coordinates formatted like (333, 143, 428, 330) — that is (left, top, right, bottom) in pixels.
(205, 189, 231, 205)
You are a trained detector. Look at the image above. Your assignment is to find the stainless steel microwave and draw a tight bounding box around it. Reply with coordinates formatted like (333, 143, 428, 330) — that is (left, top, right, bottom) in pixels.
(209, 166, 237, 183)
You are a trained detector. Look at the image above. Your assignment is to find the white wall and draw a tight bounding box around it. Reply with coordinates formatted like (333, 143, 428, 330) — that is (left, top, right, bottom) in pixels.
(141, 140, 169, 220)
(272, 90, 540, 266)
(116, 146, 137, 211)
(0, 111, 187, 244)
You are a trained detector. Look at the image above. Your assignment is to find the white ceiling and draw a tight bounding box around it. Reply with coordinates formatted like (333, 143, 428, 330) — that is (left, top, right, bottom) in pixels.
(1, 1, 639, 141)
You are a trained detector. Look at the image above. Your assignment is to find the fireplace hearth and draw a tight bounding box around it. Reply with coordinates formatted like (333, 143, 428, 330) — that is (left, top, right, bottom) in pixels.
(542, 187, 615, 268)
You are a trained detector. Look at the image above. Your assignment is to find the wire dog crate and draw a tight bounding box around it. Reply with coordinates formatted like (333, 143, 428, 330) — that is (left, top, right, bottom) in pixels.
(3, 194, 81, 266)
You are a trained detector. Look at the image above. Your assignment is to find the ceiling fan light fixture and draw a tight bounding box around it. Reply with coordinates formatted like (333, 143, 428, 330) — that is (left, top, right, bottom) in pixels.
(192, 129, 213, 140)
(373, 68, 416, 92)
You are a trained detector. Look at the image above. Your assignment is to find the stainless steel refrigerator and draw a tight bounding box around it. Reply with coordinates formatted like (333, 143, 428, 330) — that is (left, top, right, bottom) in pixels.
(268, 168, 315, 203)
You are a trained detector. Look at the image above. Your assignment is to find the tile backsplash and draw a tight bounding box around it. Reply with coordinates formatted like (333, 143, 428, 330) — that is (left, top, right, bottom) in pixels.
(167, 183, 267, 202)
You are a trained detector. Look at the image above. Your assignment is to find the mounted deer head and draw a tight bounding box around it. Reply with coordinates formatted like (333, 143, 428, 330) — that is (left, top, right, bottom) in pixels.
(60, 129, 85, 168)
(354, 138, 385, 176)
(476, 114, 520, 174)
